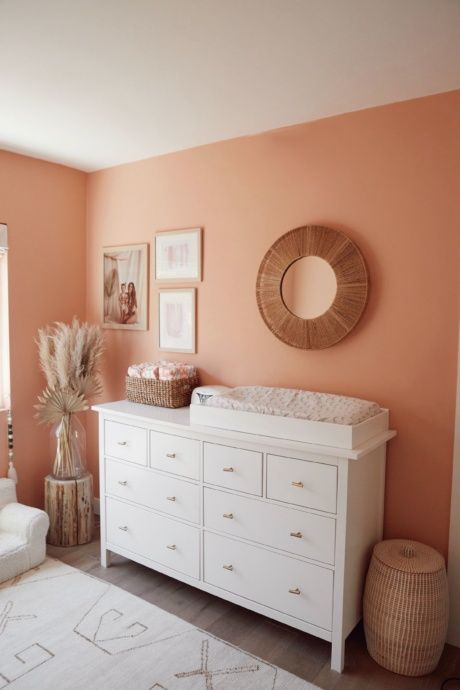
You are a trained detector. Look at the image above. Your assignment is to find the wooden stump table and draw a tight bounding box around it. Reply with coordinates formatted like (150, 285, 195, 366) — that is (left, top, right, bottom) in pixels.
(44, 473, 94, 546)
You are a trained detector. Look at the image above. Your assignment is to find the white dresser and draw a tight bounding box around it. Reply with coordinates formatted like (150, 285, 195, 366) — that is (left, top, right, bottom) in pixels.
(93, 400, 396, 672)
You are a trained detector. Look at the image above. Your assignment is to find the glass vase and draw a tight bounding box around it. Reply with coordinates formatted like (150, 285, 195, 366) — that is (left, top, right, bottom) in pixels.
(50, 413, 86, 480)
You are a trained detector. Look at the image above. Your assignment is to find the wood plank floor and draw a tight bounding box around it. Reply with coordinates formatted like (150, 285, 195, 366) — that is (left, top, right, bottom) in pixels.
(48, 535, 460, 690)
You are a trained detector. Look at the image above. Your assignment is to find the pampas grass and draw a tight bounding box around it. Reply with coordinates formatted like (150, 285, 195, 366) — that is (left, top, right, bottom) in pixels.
(35, 318, 104, 478)
(36, 318, 104, 406)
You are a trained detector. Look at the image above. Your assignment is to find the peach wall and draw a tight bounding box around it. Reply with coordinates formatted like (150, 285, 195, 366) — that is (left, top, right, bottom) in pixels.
(86, 90, 460, 557)
(0, 150, 86, 507)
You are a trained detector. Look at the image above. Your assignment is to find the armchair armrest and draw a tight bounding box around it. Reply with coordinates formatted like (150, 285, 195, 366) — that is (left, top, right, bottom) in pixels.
(0, 503, 49, 567)
(0, 478, 17, 508)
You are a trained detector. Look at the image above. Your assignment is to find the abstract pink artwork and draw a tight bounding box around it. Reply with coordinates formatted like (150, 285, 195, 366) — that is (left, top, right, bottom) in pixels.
(158, 289, 196, 353)
(155, 229, 201, 281)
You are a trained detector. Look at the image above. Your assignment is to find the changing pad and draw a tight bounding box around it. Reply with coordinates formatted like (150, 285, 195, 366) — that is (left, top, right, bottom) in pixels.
(205, 386, 381, 426)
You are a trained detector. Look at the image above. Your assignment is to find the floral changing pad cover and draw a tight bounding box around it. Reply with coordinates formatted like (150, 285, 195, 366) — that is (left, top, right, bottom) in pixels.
(205, 386, 381, 426)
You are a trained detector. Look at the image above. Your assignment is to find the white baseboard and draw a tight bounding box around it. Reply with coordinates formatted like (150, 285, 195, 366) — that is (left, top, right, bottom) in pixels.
(93, 497, 100, 516)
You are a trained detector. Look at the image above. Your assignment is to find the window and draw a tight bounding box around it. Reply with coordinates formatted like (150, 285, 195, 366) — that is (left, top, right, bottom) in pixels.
(0, 223, 10, 410)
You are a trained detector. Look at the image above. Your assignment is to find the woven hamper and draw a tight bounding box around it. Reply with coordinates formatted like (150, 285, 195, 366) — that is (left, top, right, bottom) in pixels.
(363, 539, 449, 676)
(126, 374, 199, 408)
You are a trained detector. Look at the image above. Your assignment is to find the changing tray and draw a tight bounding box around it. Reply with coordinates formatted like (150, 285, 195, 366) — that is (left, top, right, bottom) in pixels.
(189, 386, 389, 449)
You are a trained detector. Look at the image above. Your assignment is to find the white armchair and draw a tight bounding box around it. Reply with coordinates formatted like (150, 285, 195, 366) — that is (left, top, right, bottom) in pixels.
(0, 478, 49, 584)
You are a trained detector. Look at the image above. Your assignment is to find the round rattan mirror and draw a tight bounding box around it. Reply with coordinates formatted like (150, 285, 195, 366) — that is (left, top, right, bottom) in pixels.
(256, 225, 369, 349)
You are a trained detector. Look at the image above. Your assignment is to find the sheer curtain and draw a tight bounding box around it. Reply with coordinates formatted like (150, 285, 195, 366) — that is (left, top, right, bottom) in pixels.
(0, 223, 15, 482)
(103, 254, 121, 322)
(0, 223, 10, 411)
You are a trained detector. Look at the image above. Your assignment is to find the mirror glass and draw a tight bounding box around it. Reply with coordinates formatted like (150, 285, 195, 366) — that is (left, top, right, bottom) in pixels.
(281, 256, 337, 319)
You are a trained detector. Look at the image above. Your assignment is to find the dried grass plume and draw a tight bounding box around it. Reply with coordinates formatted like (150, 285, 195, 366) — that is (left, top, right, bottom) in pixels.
(35, 318, 104, 424)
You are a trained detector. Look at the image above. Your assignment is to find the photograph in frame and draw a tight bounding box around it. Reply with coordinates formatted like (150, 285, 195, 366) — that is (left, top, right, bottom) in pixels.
(155, 228, 202, 282)
(103, 243, 148, 330)
(158, 288, 196, 353)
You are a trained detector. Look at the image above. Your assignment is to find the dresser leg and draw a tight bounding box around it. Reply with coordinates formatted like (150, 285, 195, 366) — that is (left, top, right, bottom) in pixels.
(101, 548, 112, 568)
(331, 637, 345, 672)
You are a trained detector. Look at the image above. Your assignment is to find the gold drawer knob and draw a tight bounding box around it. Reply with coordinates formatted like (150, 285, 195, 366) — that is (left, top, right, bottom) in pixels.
(118, 480, 128, 486)
(291, 481, 304, 488)
(223, 564, 234, 571)
(290, 531, 302, 539)
(223, 513, 234, 519)
(223, 467, 234, 473)
(117, 441, 127, 446)
(166, 453, 176, 459)
(289, 587, 301, 595)
(166, 496, 176, 502)
(167, 544, 176, 550)
(118, 525, 128, 531)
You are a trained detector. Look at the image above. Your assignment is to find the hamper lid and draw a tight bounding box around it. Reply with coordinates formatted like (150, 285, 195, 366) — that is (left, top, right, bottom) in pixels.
(373, 539, 445, 574)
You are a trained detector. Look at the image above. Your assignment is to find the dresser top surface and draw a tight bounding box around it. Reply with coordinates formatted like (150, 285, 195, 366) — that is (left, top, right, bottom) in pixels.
(93, 400, 396, 461)
(94, 399, 191, 427)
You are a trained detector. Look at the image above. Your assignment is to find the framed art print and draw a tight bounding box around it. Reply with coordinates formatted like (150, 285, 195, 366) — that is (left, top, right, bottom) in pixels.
(155, 228, 202, 282)
(103, 243, 148, 330)
(158, 288, 196, 353)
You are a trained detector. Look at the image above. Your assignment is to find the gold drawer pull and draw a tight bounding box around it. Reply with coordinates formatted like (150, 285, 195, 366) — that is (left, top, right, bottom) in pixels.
(290, 531, 302, 539)
(166, 453, 176, 459)
(223, 564, 233, 571)
(291, 481, 304, 488)
(118, 525, 128, 531)
(166, 496, 176, 502)
(117, 441, 127, 446)
(118, 480, 128, 486)
(167, 544, 176, 550)
(223, 467, 234, 473)
(289, 587, 301, 595)
(223, 512, 234, 519)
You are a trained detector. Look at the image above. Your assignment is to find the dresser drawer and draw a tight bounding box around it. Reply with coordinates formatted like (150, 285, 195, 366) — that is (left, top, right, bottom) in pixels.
(204, 531, 333, 630)
(104, 420, 147, 465)
(203, 443, 262, 496)
(267, 454, 337, 513)
(149, 430, 200, 480)
(204, 488, 335, 565)
(106, 459, 200, 524)
(106, 497, 200, 578)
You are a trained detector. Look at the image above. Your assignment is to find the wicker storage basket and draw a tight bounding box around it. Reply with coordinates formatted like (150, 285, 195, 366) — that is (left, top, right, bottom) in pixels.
(363, 539, 448, 676)
(126, 374, 199, 408)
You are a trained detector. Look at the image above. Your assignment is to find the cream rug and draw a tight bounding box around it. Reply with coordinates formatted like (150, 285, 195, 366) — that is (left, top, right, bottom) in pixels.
(0, 558, 320, 689)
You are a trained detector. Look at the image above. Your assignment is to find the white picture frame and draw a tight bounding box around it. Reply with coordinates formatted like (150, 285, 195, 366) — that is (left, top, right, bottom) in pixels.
(158, 288, 196, 353)
(155, 228, 202, 282)
(102, 243, 148, 330)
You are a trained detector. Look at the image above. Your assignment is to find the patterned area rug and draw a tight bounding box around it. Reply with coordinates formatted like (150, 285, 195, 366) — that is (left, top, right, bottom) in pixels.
(0, 558, 320, 689)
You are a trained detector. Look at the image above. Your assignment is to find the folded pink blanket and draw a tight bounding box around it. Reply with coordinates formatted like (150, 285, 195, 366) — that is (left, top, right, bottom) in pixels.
(128, 361, 197, 381)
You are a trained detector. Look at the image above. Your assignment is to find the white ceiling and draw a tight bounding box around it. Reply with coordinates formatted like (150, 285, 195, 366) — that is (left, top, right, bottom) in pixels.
(1, 0, 459, 172)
